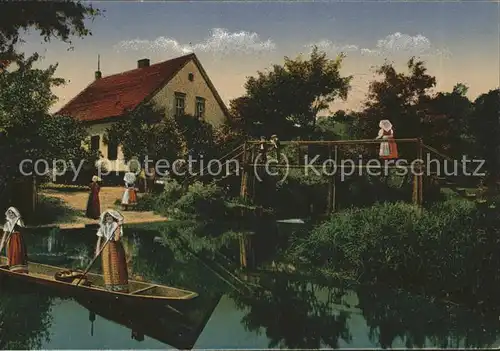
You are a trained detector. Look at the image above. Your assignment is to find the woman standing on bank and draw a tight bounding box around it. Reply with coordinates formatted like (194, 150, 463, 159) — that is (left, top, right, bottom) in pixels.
(121, 172, 137, 211)
(0, 207, 28, 273)
(86, 175, 101, 219)
(95, 209, 129, 292)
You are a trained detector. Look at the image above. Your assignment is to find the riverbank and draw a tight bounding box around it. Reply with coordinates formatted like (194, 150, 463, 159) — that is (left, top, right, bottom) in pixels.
(37, 185, 167, 228)
(280, 198, 500, 308)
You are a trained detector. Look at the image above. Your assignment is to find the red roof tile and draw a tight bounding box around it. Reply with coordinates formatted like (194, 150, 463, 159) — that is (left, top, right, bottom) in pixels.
(57, 54, 195, 122)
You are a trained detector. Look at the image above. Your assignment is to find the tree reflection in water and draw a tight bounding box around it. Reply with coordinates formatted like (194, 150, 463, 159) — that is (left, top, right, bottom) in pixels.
(0, 281, 54, 349)
(122, 228, 229, 295)
(232, 276, 352, 349)
(231, 275, 500, 349)
(357, 286, 500, 349)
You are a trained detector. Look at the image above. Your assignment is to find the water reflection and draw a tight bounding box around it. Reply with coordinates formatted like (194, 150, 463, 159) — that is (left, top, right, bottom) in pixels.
(3, 226, 499, 349)
(0, 280, 54, 349)
(230, 274, 500, 349)
(75, 295, 221, 350)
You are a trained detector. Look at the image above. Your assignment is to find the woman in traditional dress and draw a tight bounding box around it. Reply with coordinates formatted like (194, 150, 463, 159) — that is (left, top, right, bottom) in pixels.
(121, 172, 137, 211)
(375, 119, 398, 159)
(85, 175, 101, 219)
(95, 209, 129, 292)
(138, 168, 146, 193)
(146, 167, 156, 194)
(0, 207, 28, 273)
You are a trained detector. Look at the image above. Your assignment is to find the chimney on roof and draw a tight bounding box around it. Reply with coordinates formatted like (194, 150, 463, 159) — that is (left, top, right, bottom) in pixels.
(137, 58, 150, 68)
(95, 54, 102, 80)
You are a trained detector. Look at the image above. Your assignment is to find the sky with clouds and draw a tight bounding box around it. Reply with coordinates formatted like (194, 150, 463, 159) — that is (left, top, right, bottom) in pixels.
(20, 1, 499, 114)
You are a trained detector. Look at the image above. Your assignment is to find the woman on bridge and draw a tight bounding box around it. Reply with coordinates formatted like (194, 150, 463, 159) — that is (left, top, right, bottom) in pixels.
(0, 207, 28, 273)
(376, 119, 398, 159)
(95, 209, 129, 292)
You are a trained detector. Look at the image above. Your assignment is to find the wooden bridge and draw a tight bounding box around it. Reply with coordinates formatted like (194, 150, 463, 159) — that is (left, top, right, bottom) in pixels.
(187, 137, 485, 213)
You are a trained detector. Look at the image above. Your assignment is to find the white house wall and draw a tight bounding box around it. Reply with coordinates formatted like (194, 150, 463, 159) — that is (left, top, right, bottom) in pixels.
(85, 58, 227, 174)
(150, 59, 226, 127)
(86, 122, 129, 173)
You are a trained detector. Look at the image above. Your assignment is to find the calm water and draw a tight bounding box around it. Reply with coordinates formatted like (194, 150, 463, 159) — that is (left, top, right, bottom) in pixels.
(0, 225, 499, 349)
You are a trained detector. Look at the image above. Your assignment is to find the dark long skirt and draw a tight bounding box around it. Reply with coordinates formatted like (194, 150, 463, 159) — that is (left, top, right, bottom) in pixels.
(86, 183, 100, 219)
(7, 231, 28, 273)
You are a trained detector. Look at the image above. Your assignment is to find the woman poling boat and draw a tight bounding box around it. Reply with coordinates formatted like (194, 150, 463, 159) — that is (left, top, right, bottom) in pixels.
(95, 209, 129, 292)
(121, 172, 137, 211)
(0, 207, 28, 273)
(86, 175, 101, 219)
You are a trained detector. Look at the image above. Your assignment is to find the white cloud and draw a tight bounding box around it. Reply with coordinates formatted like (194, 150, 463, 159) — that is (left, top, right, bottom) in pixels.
(114, 28, 276, 55)
(375, 32, 431, 53)
(307, 32, 450, 58)
(307, 40, 359, 53)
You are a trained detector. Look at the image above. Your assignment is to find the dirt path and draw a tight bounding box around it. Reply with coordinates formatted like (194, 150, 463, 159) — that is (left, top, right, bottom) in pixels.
(40, 186, 167, 228)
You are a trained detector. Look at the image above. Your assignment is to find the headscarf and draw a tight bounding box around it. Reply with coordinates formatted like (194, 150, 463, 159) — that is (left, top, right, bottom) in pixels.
(124, 172, 136, 184)
(3, 207, 24, 233)
(379, 120, 393, 132)
(96, 209, 124, 240)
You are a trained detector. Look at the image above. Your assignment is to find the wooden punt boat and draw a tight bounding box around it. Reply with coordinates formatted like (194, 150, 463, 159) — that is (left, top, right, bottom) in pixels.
(0, 256, 198, 314)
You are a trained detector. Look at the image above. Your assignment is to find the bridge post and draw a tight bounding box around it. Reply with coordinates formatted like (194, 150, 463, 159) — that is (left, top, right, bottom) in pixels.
(418, 138, 424, 207)
(250, 144, 256, 202)
(240, 142, 248, 200)
(326, 144, 337, 213)
(412, 138, 424, 207)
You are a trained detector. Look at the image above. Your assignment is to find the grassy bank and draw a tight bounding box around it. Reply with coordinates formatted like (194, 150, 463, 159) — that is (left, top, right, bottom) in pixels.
(284, 199, 500, 305)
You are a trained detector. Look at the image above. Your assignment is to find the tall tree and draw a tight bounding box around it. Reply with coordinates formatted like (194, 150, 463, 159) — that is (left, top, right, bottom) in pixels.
(0, 1, 100, 61)
(424, 83, 474, 157)
(230, 47, 352, 139)
(354, 57, 436, 144)
(105, 105, 220, 176)
(469, 89, 500, 184)
(0, 53, 92, 214)
(105, 105, 186, 167)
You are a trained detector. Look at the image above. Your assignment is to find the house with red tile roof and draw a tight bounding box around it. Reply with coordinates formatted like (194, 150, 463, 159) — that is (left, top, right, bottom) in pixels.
(57, 53, 229, 173)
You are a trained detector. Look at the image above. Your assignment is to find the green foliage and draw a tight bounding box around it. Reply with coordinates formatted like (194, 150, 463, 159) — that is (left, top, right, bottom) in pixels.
(231, 274, 500, 349)
(0, 54, 92, 193)
(354, 57, 436, 145)
(230, 46, 352, 139)
(286, 200, 500, 302)
(0, 1, 101, 58)
(0, 285, 54, 349)
(470, 89, 500, 183)
(105, 104, 224, 180)
(423, 83, 474, 156)
(31, 195, 80, 225)
(105, 104, 185, 165)
(173, 182, 226, 220)
(153, 180, 226, 221)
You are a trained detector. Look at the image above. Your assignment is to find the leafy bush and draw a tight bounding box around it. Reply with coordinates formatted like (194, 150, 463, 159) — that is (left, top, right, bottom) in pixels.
(286, 199, 500, 304)
(152, 179, 241, 222)
(134, 193, 157, 211)
(169, 181, 226, 221)
(155, 178, 184, 212)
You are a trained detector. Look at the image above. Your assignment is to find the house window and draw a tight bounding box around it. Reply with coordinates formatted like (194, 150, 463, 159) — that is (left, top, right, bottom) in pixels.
(90, 135, 100, 152)
(107, 139, 118, 161)
(188, 73, 194, 81)
(174, 92, 186, 117)
(195, 97, 205, 119)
